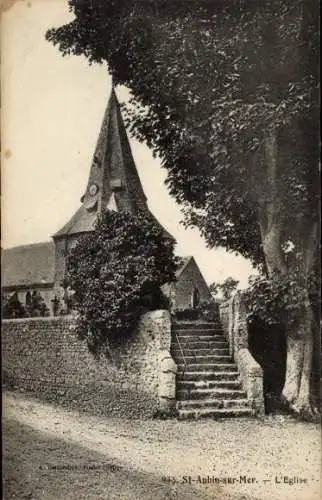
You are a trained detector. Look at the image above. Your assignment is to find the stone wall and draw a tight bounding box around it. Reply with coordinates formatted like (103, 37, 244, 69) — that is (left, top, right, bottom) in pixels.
(219, 293, 265, 415)
(2, 310, 173, 418)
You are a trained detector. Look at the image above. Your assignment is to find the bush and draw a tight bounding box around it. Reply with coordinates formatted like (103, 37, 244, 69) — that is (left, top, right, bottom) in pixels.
(2, 293, 26, 319)
(27, 291, 50, 317)
(66, 209, 177, 355)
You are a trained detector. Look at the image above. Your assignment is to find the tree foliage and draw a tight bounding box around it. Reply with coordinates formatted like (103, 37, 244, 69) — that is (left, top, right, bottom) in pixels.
(47, 0, 319, 270)
(208, 282, 219, 295)
(246, 270, 319, 328)
(2, 293, 26, 319)
(66, 209, 177, 355)
(220, 277, 240, 300)
(209, 276, 239, 299)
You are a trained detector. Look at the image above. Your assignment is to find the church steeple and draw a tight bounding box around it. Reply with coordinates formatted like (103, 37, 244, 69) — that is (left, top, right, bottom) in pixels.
(52, 84, 174, 292)
(83, 87, 148, 214)
(54, 87, 149, 238)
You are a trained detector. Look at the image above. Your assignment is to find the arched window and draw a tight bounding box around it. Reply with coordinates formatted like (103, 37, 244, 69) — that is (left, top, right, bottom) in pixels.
(25, 291, 32, 307)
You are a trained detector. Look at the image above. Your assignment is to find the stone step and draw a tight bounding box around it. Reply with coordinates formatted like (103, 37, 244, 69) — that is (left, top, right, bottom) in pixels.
(171, 336, 229, 349)
(177, 363, 238, 372)
(177, 380, 242, 390)
(172, 328, 224, 338)
(177, 407, 254, 420)
(177, 388, 246, 401)
(172, 334, 226, 341)
(172, 339, 228, 348)
(177, 328, 222, 333)
(177, 371, 239, 381)
(177, 398, 250, 409)
(175, 356, 233, 365)
(172, 348, 230, 357)
(173, 322, 221, 330)
(172, 340, 228, 347)
(171, 328, 225, 338)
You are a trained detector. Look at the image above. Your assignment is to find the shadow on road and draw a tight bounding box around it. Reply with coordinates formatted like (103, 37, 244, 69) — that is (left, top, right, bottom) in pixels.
(3, 419, 226, 500)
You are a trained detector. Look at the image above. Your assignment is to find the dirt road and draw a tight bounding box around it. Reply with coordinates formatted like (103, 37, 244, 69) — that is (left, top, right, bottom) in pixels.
(3, 392, 321, 500)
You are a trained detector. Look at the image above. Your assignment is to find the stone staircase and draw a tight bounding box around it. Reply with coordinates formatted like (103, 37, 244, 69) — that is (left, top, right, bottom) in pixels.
(171, 321, 254, 419)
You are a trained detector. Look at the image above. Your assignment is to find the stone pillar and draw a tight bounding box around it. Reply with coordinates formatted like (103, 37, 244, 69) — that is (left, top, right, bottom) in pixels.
(232, 292, 249, 353)
(158, 350, 177, 410)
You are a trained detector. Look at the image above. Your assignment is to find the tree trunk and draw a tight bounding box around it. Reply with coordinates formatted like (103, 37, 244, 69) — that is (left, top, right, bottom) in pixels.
(282, 219, 319, 417)
(257, 129, 319, 419)
(257, 128, 287, 276)
(282, 299, 317, 416)
(261, 220, 287, 276)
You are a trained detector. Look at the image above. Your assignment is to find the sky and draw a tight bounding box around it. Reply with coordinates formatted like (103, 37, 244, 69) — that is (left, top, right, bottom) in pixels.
(1, 0, 255, 288)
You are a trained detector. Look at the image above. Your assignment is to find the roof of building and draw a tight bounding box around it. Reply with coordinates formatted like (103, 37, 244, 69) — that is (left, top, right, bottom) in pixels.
(2, 242, 55, 288)
(53, 204, 173, 241)
(161, 257, 193, 294)
(175, 255, 211, 289)
(175, 256, 194, 279)
(53, 205, 98, 238)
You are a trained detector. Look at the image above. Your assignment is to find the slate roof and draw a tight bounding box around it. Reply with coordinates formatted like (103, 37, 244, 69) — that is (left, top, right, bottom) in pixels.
(53, 205, 98, 238)
(1, 242, 55, 288)
(175, 256, 193, 279)
(54, 201, 173, 241)
(176, 256, 211, 293)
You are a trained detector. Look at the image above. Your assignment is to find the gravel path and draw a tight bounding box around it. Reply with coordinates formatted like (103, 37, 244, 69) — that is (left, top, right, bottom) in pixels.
(3, 391, 321, 500)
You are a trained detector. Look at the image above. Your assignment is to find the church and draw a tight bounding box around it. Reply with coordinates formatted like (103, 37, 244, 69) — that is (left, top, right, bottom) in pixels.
(2, 88, 212, 315)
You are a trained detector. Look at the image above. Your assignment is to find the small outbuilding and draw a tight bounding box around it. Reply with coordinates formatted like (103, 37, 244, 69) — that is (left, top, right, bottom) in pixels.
(162, 256, 212, 310)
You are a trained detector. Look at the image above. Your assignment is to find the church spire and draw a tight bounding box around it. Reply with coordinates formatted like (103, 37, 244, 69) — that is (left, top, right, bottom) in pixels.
(111, 72, 115, 89)
(54, 86, 148, 238)
(85, 85, 148, 213)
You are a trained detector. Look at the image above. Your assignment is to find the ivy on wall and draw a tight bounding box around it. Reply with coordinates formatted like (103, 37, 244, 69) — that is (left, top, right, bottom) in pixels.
(66, 209, 177, 355)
